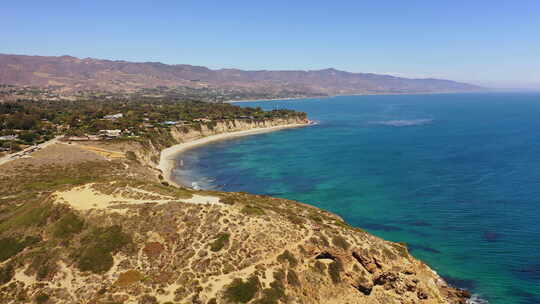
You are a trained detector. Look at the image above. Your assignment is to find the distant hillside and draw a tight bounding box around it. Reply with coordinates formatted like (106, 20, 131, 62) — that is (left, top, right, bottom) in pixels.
(0, 53, 482, 96)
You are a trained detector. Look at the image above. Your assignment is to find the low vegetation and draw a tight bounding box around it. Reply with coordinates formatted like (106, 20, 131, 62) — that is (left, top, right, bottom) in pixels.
(224, 276, 260, 303)
(35, 293, 50, 304)
(332, 235, 350, 250)
(52, 212, 84, 239)
(75, 225, 132, 273)
(0, 236, 40, 262)
(255, 280, 285, 304)
(287, 269, 301, 287)
(277, 250, 298, 268)
(328, 258, 344, 284)
(241, 205, 265, 216)
(115, 270, 144, 287)
(0, 264, 14, 285)
(210, 233, 230, 252)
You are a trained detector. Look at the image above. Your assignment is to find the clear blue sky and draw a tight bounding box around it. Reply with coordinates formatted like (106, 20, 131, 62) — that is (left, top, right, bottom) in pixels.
(1, 1, 539, 88)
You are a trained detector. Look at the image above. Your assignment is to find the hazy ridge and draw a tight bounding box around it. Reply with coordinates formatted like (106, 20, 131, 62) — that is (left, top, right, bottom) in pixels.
(0, 53, 482, 96)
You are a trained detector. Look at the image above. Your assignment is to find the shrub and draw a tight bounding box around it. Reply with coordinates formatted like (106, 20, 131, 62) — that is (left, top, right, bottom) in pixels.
(77, 246, 114, 273)
(0, 203, 52, 232)
(314, 260, 326, 274)
(138, 294, 158, 304)
(115, 270, 143, 287)
(277, 250, 298, 268)
(35, 293, 49, 304)
(220, 197, 236, 205)
(287, 269, 300, 287)
(29, 251, 56, 280)
(328, 259, 343, 284)
(224, 276, 260, 303)
(0, 236, 39, 262)
(393, 242, 410, 258)
(309, 214, 323, 223)
(273, 269, 285, 282)
(241, 205, 265, 216)
(76, 225, 131, 273)
(0, 263, 14, 285)
(210, 233, 230, 252)
(125, 151, 138, 162)
(382, 247, 397, 260)
(52, 212, 84, 239)
(332, 235, 350, 250)
(287, 215, 304, 226)
(255, 280, 285, 304)
(0, 238, 26, 262)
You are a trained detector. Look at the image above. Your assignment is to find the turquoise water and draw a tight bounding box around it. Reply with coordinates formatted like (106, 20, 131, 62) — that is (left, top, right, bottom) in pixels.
(172, 93, 540, 304)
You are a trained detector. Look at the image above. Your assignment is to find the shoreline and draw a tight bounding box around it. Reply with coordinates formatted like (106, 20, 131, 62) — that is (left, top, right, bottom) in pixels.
(157, 122, 312, 188)
(225, 96, 325, 103)
(225, 91, 488, 103)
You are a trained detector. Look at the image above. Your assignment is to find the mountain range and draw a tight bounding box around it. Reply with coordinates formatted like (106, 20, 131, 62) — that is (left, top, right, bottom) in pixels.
(0, 53, 483, 96)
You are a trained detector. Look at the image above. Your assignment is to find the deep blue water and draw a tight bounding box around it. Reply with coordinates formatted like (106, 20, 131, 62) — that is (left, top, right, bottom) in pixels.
(172, 93, 540, 304)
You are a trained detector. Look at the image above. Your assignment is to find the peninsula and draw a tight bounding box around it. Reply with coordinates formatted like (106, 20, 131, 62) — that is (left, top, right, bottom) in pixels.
(0, 95, 471, 304)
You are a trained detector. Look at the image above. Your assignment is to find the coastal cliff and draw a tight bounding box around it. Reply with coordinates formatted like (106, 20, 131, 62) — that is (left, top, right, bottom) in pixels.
(0, 118, 470, 304)
(133, 116, 310, 183)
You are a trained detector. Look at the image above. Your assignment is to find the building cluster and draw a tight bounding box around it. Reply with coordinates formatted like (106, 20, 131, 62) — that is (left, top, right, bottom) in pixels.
(0, 135, 18, 141)
(103, 113, 124, 120)
(64, 129, 123, 142)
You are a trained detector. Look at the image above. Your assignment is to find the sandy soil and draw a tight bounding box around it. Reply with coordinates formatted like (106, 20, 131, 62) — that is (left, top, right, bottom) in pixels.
(79, 145, 126, 159)
(54, 183, 221, 212)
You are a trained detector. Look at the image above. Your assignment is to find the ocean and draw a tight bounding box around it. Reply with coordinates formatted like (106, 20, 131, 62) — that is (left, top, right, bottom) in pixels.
(171, 93, 540, 304)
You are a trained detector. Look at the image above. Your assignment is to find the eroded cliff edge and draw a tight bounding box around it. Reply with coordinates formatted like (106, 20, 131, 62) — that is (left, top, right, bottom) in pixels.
(0, 118, 470, 304)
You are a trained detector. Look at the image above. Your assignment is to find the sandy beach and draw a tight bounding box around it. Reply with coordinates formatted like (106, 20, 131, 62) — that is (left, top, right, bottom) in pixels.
(157, 122, 311, 187)
(225, 96, 322, 103)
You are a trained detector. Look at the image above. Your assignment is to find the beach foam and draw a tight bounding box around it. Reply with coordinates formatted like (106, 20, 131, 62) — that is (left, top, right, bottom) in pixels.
(467, 294, 489, 304)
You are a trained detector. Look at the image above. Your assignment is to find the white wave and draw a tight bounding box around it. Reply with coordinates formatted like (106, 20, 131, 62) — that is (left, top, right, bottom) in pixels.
(467, 294, 489, 304)
(372, 118, 433, 127)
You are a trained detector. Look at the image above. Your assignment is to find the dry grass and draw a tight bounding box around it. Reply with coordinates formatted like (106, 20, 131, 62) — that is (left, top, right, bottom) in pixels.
(115, 270, 143, 287)
(80, 145, 125, 159)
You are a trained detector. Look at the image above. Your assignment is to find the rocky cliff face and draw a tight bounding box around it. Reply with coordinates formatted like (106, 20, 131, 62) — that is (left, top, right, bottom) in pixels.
(0, 119, 471, 304)
(0, 183, 470, 304)
(135, 116, 309, 170)
(170, 117, 309, 143)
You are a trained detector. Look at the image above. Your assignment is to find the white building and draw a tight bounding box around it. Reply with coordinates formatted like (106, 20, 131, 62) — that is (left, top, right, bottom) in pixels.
(99, 129, 122, 137)
(0, 135, 18, 141)
(103, 113, 123, 120)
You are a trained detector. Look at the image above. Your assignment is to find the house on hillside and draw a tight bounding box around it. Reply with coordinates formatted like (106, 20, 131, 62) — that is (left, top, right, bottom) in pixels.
(162, 120, 190, 126)
(64, 135, 101, 141)
(0, 135, 18, 141)
(99, 129, 122, 138)
(103, 113, 123, 120)
(162, 121, 178, 125)
(193, 118, 211, 123)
